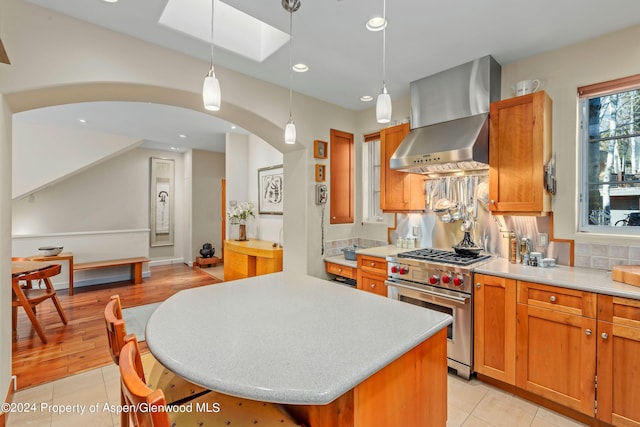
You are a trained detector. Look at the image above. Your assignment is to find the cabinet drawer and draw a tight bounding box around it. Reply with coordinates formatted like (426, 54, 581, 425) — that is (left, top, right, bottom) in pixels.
(598, 295, 640, 328)
(325, 261, 356, 279)
(357, 255, 387, 275)
(517, 281, 596, 318)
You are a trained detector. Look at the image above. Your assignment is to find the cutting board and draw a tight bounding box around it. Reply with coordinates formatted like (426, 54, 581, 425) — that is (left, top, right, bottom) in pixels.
(612, 265, 640, 287)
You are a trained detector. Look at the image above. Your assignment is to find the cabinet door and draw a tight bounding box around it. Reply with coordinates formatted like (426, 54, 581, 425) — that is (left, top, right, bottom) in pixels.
(330, 129, 354, 224)
(357, 270, 388, 297)
(489, 91, 551, 214)
(473, 274, 516, 384)
(380, 123, 425, 212)
(516, 304, 596, 415)
(596, 296, 640, 426)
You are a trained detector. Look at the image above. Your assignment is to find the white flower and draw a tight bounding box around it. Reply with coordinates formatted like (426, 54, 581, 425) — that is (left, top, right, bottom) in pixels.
(227, 201, 255, 223)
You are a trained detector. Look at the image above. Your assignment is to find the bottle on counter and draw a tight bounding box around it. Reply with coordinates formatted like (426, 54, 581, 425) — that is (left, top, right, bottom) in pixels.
(509, 233, 517, 264)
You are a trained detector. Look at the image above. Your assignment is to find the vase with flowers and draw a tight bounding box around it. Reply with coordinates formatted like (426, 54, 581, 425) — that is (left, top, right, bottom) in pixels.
(227, 201, 255, 241)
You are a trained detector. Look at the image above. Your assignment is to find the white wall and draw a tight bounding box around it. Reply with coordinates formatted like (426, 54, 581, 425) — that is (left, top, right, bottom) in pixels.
(0, 95, 12, 411)
(12, 121, 142, 199)
(247, 135, 283, 244)
(500, 24, 640, 247)
(192, 150, 225, 260)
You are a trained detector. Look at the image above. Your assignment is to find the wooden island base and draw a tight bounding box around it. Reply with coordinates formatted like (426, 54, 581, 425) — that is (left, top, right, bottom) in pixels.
(284, 328, 448, 427)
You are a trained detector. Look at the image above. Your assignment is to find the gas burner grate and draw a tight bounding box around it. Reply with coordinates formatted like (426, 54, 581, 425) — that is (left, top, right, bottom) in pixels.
(398, 248, 491, 266)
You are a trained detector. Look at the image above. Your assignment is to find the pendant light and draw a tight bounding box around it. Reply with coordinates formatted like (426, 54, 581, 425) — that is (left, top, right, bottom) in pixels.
(203, 0, 221, 111)
(283, 0, 300, 145)
(376, 0, 391, 123)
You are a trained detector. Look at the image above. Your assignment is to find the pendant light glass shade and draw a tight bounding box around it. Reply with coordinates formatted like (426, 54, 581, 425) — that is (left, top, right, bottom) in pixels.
(203, 67, 221, 111)
(203, 0, 221, 111)
(376, 84, 391, 123)
(285, 117, 296, 144)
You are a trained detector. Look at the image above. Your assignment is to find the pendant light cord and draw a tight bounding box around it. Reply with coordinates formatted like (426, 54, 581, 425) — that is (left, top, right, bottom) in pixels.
(382, 0, 387, 89)
(210, 0, 214, 69)
(288, 8, 294, 119)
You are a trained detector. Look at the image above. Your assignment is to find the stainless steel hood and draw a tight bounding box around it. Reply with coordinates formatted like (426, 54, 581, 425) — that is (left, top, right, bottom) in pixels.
(390, 55, 501, 174)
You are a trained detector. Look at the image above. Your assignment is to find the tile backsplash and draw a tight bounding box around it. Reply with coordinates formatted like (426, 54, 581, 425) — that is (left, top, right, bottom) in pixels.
(574, 243, 640, 270)
(323, 238, 387, 257)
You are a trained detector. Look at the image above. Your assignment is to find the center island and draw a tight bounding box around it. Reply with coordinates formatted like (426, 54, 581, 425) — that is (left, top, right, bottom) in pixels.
(145, 272, 452, 427)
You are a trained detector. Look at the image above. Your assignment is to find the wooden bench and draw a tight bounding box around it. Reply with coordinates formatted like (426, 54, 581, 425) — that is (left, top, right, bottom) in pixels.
(74, 257, 150, 284)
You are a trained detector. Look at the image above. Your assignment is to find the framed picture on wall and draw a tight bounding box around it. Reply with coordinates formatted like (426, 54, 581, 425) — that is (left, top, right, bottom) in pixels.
(314, 140, 328, 159)
(258, 164, 284, 215)
(150, 157, 175, 246)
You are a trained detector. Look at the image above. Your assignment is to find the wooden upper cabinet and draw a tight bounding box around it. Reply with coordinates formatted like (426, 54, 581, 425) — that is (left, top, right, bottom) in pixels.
(380, 123, 425, 212)
(489, 91, 552, 215)
(330, 129, 354, 224)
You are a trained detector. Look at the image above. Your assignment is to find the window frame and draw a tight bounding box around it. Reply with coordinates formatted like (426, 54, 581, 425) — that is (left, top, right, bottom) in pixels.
(363, 132, 384, 222)
(578, 74, 640, 234)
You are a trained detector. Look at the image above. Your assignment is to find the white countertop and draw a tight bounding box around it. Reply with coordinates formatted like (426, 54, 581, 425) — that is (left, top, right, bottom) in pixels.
(323, 254, 357, 268)
(475, 258, 640, 300)
(145, 272, 452, 405)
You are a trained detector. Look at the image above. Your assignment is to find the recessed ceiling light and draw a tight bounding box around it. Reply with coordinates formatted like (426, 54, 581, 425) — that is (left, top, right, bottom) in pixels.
(231, 125, 237, 129)
(366, 17, 387, 31)
(170, 147, 179, 151)
(102, 0, 119, 3)
(78, 119, 87, 123)
(360, 95, 374, 102)
(292, 63, 308, 73)
(179, 134, 187, 138)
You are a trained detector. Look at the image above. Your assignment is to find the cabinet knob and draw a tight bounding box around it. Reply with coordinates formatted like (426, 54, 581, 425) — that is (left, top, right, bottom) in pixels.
(370, 283, 376, 289)
(476, 283, 481, 288)
(601, 332, 609, 340)
(338, 268, 342, 273)
(585, 329, 592, 336)
(549, 295, 557, 303)
(370, 262, 376, 267)
(332, 216, 336, 220)
(490, 199, 495, 205)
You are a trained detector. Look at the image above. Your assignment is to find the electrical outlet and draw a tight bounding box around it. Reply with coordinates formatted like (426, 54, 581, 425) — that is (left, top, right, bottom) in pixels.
(538, 233, 549, 247)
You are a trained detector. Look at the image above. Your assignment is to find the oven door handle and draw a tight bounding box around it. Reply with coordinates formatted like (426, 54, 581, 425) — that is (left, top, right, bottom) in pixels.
(385, 280, 470, 305)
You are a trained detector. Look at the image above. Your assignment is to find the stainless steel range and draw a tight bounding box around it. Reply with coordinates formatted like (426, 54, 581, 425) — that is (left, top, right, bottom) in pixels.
(386, 248, 492, 379)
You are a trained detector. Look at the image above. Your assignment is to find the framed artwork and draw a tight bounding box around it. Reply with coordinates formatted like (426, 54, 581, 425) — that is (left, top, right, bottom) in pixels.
(150, 157, 175, 246)
(314, 140, 328, 159)
(315, 164, 326, 182)
(258, 164, 284, 215)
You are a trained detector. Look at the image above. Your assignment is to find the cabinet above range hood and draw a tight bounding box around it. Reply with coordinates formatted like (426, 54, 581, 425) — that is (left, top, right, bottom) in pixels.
(390, 55, 501, 175)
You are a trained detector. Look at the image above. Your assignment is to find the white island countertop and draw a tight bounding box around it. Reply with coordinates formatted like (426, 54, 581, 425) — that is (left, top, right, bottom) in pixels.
(145, 272, 452, 405)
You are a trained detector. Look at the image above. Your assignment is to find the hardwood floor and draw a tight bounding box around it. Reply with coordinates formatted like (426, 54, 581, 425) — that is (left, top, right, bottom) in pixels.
(11, 263, 221, 390)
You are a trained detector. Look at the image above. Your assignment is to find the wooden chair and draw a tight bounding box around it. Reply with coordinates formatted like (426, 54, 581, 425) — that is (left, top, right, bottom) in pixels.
(11, 263, 67, 344)
(119, 335, 303, 427)
(104, 295, 208, 427)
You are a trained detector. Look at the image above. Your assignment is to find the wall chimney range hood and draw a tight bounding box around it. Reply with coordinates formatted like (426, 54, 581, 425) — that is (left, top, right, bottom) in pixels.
(390, 55, 501, 175)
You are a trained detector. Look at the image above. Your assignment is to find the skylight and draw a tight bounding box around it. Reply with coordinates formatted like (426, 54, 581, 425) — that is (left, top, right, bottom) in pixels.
(159, 0, 289, 62)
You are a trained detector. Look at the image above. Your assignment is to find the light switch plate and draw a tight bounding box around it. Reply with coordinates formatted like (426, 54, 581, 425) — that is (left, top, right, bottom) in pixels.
(538, 233, 549, 247)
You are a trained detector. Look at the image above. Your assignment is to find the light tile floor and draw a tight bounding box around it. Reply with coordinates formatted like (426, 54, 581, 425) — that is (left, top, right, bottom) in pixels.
(7, 368, 587, 427)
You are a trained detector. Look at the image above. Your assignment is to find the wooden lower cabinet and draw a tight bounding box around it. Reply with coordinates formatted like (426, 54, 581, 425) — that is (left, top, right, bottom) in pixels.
(476, 276, 640, 424)
(473, 274, 516, 384)
(596, 295, 640, 426)
(356, 255, 388, 297)
(325, 261, 357, 280)
(516, 281, 597, 415)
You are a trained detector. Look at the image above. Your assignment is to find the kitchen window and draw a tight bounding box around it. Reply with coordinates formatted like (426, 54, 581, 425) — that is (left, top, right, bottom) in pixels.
(578, 75, 640, 233)
(363, 132, 384, 222)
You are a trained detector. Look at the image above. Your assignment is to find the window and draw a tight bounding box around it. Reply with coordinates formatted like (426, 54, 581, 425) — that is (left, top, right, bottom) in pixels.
(579, 75, 640, 232)
(364, 132, 384, 221)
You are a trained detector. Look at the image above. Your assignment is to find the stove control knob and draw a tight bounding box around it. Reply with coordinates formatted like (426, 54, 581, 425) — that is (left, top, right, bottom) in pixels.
(390, 265, 398, 274)
(429, 275, 440, 285)
(441, 274, 452, 284)
(453, 276, 464, 287)
(399, 267, 408, 275)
